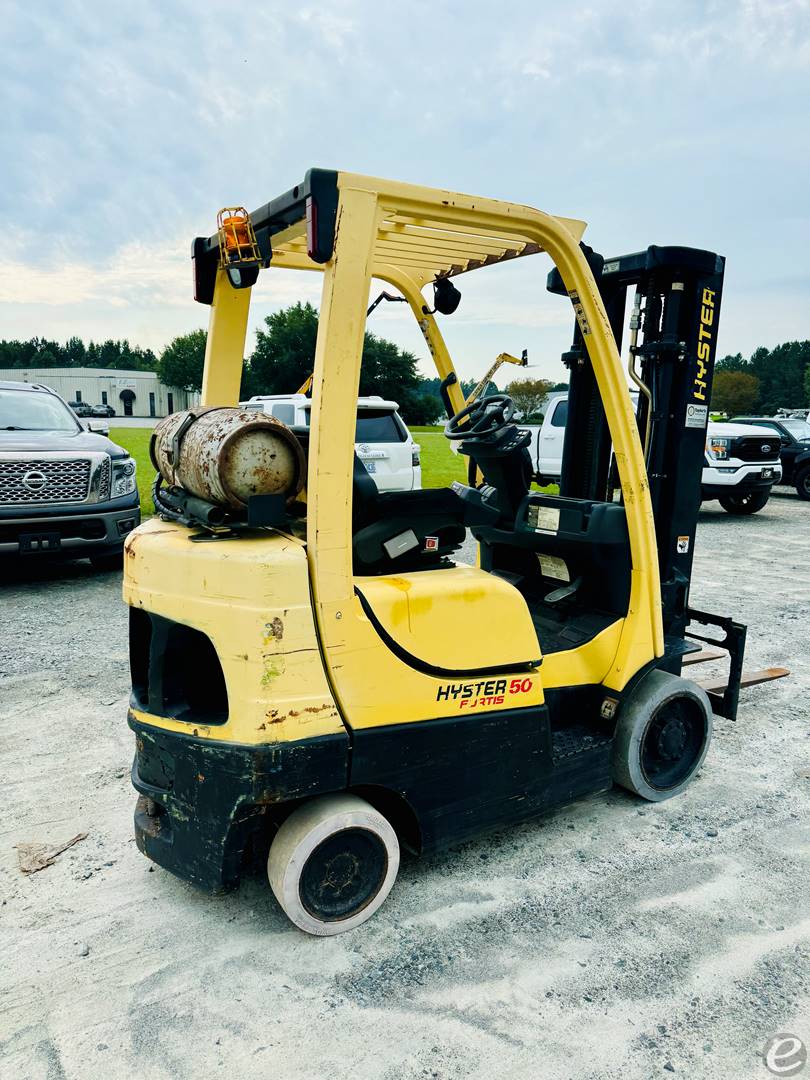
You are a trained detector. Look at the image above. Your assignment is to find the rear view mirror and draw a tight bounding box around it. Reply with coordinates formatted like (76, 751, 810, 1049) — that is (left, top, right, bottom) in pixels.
(432, 277, 462, 315)
(85, 420, 110, 436)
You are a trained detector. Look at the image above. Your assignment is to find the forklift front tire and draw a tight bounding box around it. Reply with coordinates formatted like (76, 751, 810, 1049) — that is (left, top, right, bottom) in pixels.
(267, 794, 400, 935)
(611, 669, 713, 802)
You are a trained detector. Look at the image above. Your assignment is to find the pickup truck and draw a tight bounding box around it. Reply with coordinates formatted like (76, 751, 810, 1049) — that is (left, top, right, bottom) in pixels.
(0, 380, 140, 569)
(732, 415, 810, 500)
(531, 393, 782, 515)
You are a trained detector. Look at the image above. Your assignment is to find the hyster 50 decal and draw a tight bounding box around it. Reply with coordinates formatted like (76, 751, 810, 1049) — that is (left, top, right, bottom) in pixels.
(436, 677, 534, 710)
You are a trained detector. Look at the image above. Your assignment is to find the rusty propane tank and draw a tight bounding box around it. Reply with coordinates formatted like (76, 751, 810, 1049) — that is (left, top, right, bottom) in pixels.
(150, 408, 306, 511)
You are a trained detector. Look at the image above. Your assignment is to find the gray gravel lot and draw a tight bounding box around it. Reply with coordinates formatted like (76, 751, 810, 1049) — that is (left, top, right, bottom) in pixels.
(1, 491, 808, 1079)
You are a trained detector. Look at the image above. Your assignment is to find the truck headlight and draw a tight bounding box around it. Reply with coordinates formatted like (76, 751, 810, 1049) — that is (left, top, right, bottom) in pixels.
(112, 457, 137, 497)
(707, 437, 731, 461)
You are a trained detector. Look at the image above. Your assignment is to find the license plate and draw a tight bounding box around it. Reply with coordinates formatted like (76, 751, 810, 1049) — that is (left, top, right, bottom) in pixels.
(761, 467, 774, 479)
(19, 531, 61, 553)
(364, 461, 376, 473)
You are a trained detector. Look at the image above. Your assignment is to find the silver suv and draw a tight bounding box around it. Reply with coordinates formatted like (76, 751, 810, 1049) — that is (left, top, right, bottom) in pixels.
(0, 381, 140, 570)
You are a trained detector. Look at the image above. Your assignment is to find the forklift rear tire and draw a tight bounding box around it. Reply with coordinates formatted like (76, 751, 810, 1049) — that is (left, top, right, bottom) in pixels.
(611, 669, 713, 802)
(717, 490, 769, 515)
(267, 794, 400, 935)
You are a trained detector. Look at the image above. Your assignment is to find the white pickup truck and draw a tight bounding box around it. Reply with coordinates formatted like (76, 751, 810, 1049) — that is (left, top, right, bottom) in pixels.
(530, 393, 782, 515)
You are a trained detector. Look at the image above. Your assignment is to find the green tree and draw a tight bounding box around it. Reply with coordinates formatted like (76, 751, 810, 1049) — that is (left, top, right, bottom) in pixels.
(752, 341, 810, 412)
(157, 329, 207, 391)
(247, 302, 425, 408)
(64, 336, 86, 366)
(505, 377, 555, 420)
(711, 370, 760, 415)
(715, 352, 749, 373)
(247, 302, 320, 395)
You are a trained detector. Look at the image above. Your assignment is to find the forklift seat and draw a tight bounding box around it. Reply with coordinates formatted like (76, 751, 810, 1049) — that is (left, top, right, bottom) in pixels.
(352, 456, 497, 573)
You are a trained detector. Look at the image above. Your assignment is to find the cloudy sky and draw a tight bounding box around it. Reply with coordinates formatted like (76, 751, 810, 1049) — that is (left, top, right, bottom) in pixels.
(2, 1, 808, 383)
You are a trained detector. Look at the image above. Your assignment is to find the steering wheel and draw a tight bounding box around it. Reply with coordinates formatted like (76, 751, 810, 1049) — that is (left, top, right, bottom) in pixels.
(444, 393, 516, 441)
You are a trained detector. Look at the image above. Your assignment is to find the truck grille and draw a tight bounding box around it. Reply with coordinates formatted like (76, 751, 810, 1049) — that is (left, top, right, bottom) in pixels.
(0, 458, 92, 504)
(732, 436, 780, 463)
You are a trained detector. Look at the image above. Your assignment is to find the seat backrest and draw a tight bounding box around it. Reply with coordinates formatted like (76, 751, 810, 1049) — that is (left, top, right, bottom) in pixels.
(352, 453, 380, 526)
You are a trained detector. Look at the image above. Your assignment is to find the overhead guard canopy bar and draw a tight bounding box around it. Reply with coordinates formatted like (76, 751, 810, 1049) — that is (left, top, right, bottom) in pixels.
(192, 168, 589, 304)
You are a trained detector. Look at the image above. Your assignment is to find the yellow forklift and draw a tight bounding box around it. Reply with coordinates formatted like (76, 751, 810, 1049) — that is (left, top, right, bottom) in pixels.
(125, 170, 785, 934)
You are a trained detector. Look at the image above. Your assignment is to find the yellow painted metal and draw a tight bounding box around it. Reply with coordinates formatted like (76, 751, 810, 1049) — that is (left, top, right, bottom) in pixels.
(542, 619, 625, 689)
(129, 168, 664, 753)
(375, 265, 467, 418)
(200, 267, 252, 407)
(355, 566, 540, 671)
(306, 185, 381, 617)
(124, 517, 342, 745)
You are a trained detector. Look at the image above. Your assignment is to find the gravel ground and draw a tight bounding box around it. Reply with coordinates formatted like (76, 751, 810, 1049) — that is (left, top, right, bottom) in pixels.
(1, 491, 808, 1080)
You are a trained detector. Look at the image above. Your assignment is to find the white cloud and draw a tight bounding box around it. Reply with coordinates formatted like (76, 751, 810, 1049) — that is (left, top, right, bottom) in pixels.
(0, 0, 808, 368)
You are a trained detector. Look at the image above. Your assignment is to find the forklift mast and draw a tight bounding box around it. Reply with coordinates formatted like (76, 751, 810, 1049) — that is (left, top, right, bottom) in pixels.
(549, 246, 725, 641)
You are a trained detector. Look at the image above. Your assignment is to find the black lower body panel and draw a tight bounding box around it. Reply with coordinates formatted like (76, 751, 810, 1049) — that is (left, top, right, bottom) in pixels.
(130, 701, 615, 890)
(349, 705, 612, 854)
(129, 712, 349, 892)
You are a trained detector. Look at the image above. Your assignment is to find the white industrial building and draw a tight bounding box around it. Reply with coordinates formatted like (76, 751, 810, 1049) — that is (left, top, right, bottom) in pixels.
(0, 368, 199, 418)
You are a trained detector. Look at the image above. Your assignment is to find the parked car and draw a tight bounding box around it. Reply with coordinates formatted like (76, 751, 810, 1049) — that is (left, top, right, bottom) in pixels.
(529, 393, 782, 514)
(732, 415, 810, 500)
(241, 394, 422, 491)
(91, 403, 116, 418)
(0, 381, 140, 569)
(68, 400, 93, 417)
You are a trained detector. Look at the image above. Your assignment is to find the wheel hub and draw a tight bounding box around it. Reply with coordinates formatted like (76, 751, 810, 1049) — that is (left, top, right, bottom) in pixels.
(640, 697, 707, 790)
(655, 717, 688, 760)
(321, 852, 361, 895)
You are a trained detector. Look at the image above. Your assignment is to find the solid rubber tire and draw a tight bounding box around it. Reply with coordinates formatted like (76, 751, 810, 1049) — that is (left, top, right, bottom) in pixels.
(267, 794, 399, 936)
(611, 668, 713, 802)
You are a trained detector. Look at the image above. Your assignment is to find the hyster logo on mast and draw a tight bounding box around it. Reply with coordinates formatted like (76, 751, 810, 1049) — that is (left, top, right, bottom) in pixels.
(694, 287, 715, 401)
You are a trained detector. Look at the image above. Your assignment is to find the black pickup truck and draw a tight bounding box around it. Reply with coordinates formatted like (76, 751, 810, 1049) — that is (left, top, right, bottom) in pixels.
(0, 381, 140, 569)
(732, 416, 810, 500)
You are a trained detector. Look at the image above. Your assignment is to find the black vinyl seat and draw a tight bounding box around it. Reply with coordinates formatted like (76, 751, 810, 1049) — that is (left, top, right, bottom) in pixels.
(352, 456, 497, 573)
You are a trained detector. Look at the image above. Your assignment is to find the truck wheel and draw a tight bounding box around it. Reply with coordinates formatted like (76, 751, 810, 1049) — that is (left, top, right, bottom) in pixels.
(795, 465, 810, 501)
(718, 490, 769, 514)
(267, 794, 399, 935)
(611, 669, 713, 801)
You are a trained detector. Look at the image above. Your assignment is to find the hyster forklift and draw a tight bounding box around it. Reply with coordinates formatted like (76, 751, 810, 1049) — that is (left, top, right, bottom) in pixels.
(126, 170, 785, 935)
